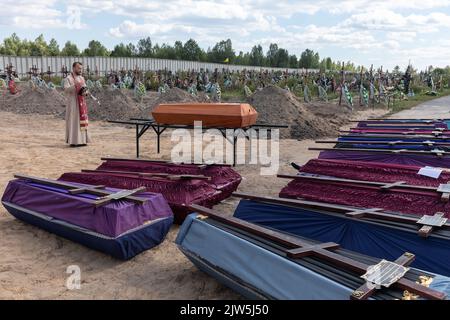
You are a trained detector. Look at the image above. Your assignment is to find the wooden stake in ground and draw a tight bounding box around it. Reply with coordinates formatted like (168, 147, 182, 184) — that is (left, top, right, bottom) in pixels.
(338, 62, 344, 106)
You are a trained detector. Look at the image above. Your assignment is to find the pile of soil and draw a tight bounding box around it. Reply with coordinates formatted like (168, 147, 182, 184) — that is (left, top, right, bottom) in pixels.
(304, 101, 352, 131)
(1, 84, 206, 122)
(157, 87, 201, 104)
(1, 83, 353, 140)
(248, 85, 350, 139)
(85, 87, 142, 121)
(0, 83, 66, 117)
(137, 87, 209, 117)
(87, 87, 208, 121)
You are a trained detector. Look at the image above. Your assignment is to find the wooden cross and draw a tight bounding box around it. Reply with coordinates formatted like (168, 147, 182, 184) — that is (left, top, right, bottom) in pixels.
(286, 242, 340, 258)
(417, 212, 448, 238)
(81, 169, 211, 181)
(431, 149, 444, 157)
(14, 174, 148, 207)
(309, 147, 450, 157)
(366, 123, 436, 128)
(69, 185, 106, 194)
(380, 181, 406, 191)
(351, 252, 415, 300)
(392, 149, 408, 153)
(277, 174, 438, 194)
(316, 140, 450, 147)
(61, 66, 69, 78)
(139, 173, 212, 181)
(437, 183, 450, 202)
(100, 157, 232, 168)
(92, 187, 147, 206)
(345, 208, 384, 218)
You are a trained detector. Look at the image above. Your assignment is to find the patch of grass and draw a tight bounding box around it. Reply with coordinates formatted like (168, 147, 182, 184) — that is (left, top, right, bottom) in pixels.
(387, 88, 450, 115)
(221, 88, 246, 101)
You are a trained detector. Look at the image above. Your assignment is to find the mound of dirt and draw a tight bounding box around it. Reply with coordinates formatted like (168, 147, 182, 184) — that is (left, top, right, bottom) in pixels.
(85, 87, 142, 121)
(1, 83, 66, 117)
(1, 83, 352, 140)
(1, 83, 154, 121)
(158, 87, 199, 103)
(304, 101, 352, 130)
(137, 87, 208, 118)
(248, 85, 350, 139)
(89, 87, 211, 120)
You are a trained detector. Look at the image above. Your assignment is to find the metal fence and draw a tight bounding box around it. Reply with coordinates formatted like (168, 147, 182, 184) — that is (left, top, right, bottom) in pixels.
(0, 55, 318, 77)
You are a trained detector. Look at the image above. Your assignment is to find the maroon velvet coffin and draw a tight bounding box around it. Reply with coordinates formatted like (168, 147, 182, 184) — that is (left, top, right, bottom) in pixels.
(280, 159, 450, 218)
(59, 159, 242, 224)
(299, 159, 450, 187)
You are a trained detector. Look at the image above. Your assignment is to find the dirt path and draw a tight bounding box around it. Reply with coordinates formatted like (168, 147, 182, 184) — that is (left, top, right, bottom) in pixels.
(392, 95, 450, 119)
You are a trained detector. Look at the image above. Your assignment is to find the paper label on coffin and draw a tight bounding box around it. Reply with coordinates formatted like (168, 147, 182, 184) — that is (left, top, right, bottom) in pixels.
(417, 213, 448, 227)
(418, 166, 443, 179)
(437, 183, 450, 193)
(361, 260, 410, 288)
(423, 140, 435, 146)
(430, 148, 445, 156)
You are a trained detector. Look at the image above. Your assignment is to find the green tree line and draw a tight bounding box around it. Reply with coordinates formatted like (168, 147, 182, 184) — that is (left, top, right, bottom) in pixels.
(0, 33, 359, 71)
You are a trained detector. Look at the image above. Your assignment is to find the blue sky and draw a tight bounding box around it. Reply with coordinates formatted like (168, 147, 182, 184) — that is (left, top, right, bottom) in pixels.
(1, 0, 450, 70)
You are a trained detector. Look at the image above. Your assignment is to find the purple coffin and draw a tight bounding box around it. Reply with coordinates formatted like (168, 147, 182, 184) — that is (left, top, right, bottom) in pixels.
(1, 178, 174, 259)
(2, 179, 173, 238)
(318, 150, 450, 168)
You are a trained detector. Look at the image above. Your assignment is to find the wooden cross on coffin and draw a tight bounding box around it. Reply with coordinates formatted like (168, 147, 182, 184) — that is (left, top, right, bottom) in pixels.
(422, 140, 435, 147)
(351, 252, 415, 300)
(69, 185, 106, 193)
(430, 148, 445, 157)
(344, 208, 384, 218)
(68, 186, 147, 206)
(81, 169, 212, 181)
(379, 181, 406, 191)
(437, 183, 450, 202)
(14, 174, 148, 207)
(391, 149, 408, 154)
(416, 212, 448, 238)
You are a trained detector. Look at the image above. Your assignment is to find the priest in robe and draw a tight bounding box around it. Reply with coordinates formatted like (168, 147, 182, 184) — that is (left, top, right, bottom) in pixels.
(63, 61, 91, 147)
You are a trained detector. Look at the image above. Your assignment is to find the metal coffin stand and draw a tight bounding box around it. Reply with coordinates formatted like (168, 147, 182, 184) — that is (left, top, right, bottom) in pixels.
(108, 118, 287, 166)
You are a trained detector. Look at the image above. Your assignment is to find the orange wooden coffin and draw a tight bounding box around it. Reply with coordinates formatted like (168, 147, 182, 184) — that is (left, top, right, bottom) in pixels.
(151, 103, 258, 128)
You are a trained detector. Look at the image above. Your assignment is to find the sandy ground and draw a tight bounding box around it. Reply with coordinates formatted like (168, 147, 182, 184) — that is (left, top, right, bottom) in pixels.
(0, 106, 396, 299)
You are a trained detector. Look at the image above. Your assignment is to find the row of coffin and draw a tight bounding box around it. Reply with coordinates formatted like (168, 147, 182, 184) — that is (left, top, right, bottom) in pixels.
(2, 118, 450, 299)
(2, 158, 242, 259)
(176, 118, 450, 300)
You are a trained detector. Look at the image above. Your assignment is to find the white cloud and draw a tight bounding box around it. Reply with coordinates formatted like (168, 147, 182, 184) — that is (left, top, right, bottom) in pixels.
(109, 20, 196, 38)
(340, 9, 450, 33)
(321, 0, 450, 14)
(0, 0, 65, 28)
(3, 0, 450, 69)
(388, 41, 450, 69)
(387, 32, 417, 42)
(384, 40, 401, 50)
(65, 0, 450, 17)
